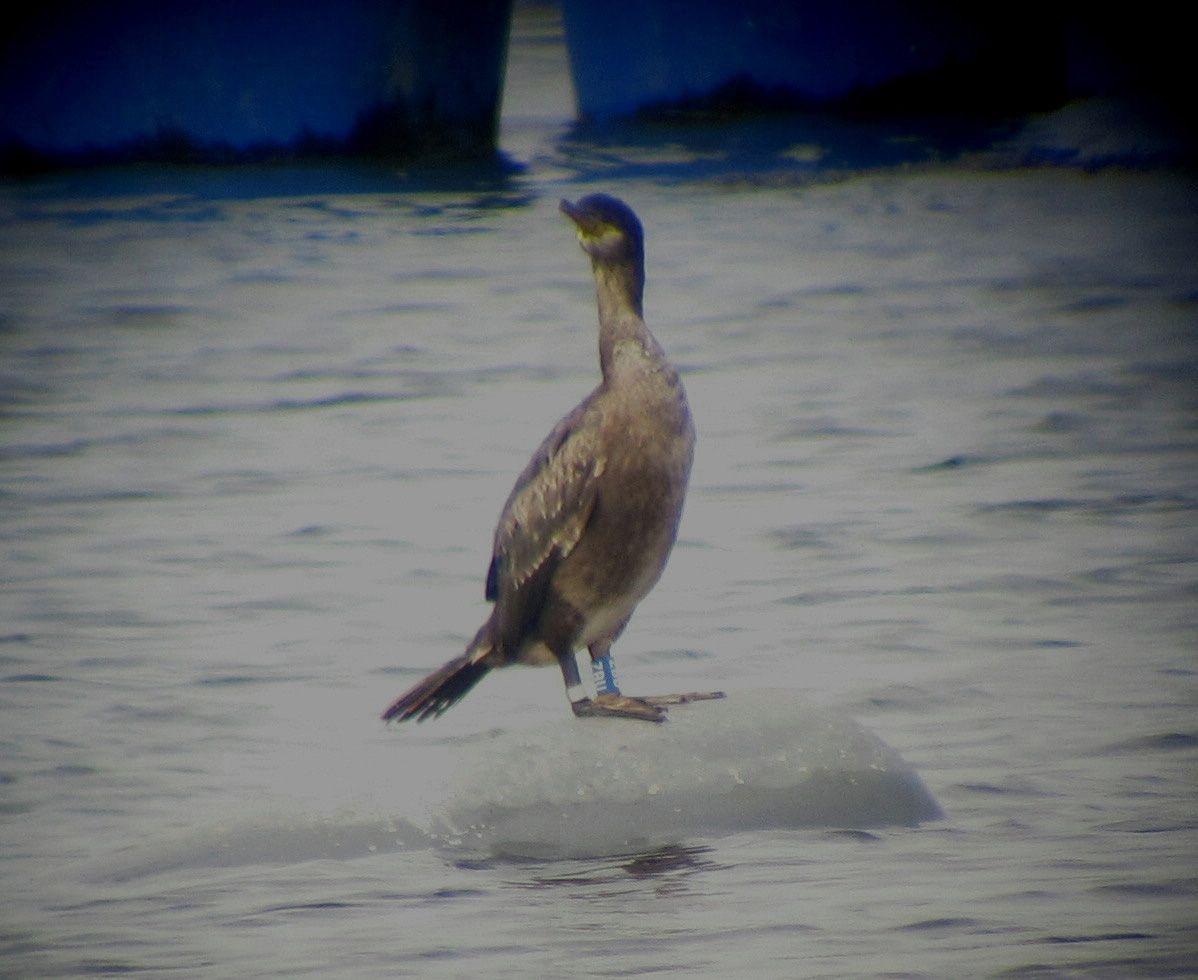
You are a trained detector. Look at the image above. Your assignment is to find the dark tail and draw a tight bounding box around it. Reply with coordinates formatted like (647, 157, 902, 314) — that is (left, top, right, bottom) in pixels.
(381, 634, 493, 723)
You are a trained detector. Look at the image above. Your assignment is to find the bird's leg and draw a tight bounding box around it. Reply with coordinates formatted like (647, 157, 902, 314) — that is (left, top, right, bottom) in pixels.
(590, 645, 621, 695)
(558, 646, 666, 722)
(559, 648, 589, 707)
(587, 642, 725, 711)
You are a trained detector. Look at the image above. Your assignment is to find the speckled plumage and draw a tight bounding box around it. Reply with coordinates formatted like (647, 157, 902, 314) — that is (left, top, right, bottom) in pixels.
(382, 195, 694, 723)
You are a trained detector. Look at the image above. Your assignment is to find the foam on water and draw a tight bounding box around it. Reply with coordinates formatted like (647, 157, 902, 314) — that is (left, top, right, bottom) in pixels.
(430, 688, 942, 858)
(76, 690, 940, 880)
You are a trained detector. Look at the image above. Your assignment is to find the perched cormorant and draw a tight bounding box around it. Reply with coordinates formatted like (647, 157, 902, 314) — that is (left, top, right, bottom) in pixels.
(382, 194, 721, 724)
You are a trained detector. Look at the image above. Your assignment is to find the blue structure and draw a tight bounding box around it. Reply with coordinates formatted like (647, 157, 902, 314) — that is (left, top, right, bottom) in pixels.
(560, 0, 1066, 120)
(1, 0, 512, 170)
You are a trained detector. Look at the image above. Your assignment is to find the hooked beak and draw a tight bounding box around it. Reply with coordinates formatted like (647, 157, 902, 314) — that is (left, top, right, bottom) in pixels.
(560, 198, 597, 236)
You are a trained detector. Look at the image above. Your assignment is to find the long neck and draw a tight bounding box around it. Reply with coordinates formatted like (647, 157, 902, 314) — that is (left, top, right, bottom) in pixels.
(592, 257, 649, 379)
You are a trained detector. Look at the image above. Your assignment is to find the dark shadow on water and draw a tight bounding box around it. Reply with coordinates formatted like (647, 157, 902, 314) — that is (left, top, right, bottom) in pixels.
(1, 156, 533, 225)
(552, 95, 1196, 184)
(492, 843, 722, 888)
(555, 112, 1021, 186)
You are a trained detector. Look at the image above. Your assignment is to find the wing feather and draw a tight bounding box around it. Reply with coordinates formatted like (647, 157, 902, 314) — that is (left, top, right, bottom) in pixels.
(486, 394, 605, 654)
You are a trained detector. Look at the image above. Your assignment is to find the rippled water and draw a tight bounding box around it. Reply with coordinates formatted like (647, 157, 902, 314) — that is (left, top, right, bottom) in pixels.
(3, 8, 1197, 978)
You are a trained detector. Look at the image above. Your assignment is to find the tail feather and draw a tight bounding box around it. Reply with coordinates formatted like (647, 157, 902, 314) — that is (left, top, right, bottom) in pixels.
(381, 643, 493, 723)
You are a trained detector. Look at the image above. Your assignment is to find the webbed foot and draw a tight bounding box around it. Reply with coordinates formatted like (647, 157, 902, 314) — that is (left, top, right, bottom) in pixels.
(641, 691, 726, 706)
(572, 693, 668, 723)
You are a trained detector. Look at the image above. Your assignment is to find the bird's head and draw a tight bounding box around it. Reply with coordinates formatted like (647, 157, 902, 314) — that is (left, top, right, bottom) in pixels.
(559, 194, 644, 267)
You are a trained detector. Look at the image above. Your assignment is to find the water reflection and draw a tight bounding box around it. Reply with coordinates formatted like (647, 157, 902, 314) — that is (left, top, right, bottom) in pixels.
(513, 843, 721, 890)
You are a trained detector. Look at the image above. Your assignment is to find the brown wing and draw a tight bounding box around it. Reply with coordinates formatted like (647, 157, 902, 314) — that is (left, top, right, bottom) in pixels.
(485, 392, 606, 656)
